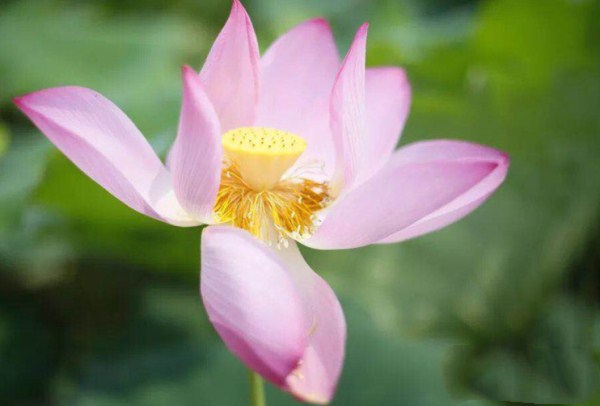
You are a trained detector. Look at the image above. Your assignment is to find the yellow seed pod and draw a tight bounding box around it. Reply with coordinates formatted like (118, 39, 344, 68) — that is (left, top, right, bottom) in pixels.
(222, 127, 307, 190)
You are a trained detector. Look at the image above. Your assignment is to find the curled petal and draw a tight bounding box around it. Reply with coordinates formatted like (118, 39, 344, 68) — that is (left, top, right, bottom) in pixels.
(201, 226, 309, 386)
(256, 18, 340, 177)
(170, 66, 222, 223)
(378, 140, 509, 243)
(305, 149, 502, 249)
(200, 226, 345, 404)
(199, 0, 260, 131)
(279, 243, 346, 404)
(14, 87, 197, 226)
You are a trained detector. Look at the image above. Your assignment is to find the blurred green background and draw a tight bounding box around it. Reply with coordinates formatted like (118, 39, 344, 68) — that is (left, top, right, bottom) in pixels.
(1, 0, 599, 404)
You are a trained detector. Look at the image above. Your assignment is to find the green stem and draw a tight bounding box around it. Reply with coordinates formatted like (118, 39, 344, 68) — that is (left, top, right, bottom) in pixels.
(248, 369, 266, 406)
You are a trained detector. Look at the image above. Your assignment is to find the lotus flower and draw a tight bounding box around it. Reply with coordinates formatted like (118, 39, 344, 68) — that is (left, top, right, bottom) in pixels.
(13, 0, 509, 403)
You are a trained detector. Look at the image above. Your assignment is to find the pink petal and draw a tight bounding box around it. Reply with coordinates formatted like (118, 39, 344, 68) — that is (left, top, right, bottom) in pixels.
(13, 87, 197, 226)
(330, 24, 368, 192)
(378, 140, 509, 243)
(363, 67, 411, 175)
(279, 243, 346, 404)
(200, 227, 346, 404)
(199, 0, 259, 132)
(304, 151, 501, 249)
(256, 18, 340, 177)
(200, 226, 309, 387)
(170, 66, 222, 223)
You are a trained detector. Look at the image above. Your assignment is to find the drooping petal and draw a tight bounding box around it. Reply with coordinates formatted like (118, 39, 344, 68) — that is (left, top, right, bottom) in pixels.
(279, 243, 346, 405)
(13, 87, 197, 226)
(200, 226, 309, 386)
(256, 18, 340, 177)
(200, 226, 346, 404)
(199, 0, 259, 132)
(304, 151, 501, 249)
(363, 67, 411, 174)
(378, 140, 509, 243)
(170, 66, 222, 223)
(330, 24, 368, 192)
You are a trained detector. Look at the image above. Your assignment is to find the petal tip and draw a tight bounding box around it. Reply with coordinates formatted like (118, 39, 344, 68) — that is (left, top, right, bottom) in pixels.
(357, 22, 369, 36)
(499, 151, 510, 167)
(495, 150, 510, 180)
(181, 64, 194, 75)
(12, 90, 42, 109)
(483, 146, 510, 171)
(288, 382, 334, 405)
(181, 65, 201, 86)
(308, 17, 331, 30)
(13, 86, 96, 109)
(293, 392, 331, 405)
(226, 0, 251, 27)
(231, 0, 248, 16)
(345, 22, 369, 59)
(12, 92, 42, 115)
(12, 95, 25, 108)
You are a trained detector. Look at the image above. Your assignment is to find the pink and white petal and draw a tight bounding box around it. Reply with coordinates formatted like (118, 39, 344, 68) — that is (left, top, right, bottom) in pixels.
(13, 86, 197, 226)
(304, 156, 500, 250)
(200, 227, 345, 404)
(278, 243, 346, 404)
(257, 18, 339, 130)
(170, 66, 222, 223)
(378, 140, 509, 243)
(200, 226, 309, 387)
(199, 0, 259, 132)
(256, 18, 340, 176)
(363, 67, 411, 174)
(330, 24, 368, 193)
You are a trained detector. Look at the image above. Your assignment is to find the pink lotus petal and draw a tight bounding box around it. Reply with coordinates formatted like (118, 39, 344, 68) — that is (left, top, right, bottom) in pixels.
(256, 18, 340, 177)
(305, 155, 500, 249)
(199, 0, 259, 132)
(200, 226, 309, 386)
(279, 243, 346, 404)
(330, 24, 368, 192)
(13, 87, 197, 226)
(170, 66, 222, 223)
(378, 140, 509, 243)
(200, 226, 345, 404)
(363, 67, 411, 175)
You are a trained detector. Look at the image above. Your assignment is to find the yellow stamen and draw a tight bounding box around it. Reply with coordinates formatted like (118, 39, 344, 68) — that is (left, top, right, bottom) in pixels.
(214, 163, 330, 243)
(215, 127, 329, 243)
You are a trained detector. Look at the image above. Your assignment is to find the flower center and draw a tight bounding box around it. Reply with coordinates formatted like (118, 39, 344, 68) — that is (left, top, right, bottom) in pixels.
(214, 127, 330, 244)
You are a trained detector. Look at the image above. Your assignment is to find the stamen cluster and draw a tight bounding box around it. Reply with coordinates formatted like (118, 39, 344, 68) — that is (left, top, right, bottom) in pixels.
(213, 163, 330, 245)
